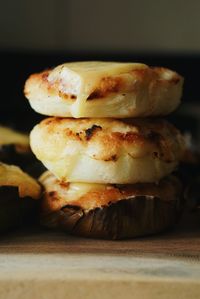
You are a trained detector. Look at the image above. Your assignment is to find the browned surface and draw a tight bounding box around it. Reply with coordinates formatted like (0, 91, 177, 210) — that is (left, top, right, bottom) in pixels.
(24, 66, 183, 102)
(0, 210, 199, 259)
(36, 117, 184, 162)
(40, 173, 181, 212)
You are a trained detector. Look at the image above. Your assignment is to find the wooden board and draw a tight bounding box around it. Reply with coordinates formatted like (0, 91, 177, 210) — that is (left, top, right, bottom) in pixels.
(0, 211, 199, 299)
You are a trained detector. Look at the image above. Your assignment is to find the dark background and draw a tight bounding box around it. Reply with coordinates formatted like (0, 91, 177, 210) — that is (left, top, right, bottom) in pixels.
(0, 0, 200, 142)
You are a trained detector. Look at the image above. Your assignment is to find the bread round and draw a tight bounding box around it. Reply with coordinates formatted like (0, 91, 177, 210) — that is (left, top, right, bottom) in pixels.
(24, 61, 183, 118)
(0, 163, 41, 232)
(30, 118, 185, 184)
(40, 172, 182, 239)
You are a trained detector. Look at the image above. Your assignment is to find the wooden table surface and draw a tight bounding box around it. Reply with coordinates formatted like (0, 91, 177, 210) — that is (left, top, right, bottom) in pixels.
(0, 210, 199, 299)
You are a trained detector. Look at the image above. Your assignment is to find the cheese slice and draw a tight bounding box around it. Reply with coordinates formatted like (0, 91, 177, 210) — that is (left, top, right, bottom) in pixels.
(25, 61, 183, 118)
(48, 61, 147, 117)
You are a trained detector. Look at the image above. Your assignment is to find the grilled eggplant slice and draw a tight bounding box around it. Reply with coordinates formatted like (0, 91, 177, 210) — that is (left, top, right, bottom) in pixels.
(0, 163, 41, 232)
(40, 172, 182, 239)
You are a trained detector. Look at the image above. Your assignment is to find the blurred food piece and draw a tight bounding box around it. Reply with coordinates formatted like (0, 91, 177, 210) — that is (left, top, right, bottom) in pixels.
(0, 125, 45, 178)
(0, 162, 41, 232)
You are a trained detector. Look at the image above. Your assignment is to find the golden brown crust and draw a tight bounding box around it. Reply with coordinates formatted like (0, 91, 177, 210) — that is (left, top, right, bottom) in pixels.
(25, 70, 76, 101)
(40, 171, 182, 212)
(24, 61, 183, 118)
(25, 66, 182, 102)
(30, 117, 185, 184)
(34, 117, 184, 163)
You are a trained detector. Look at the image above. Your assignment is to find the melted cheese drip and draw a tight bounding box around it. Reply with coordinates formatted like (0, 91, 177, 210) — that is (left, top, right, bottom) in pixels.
(0, 126, 29, 146)
(0, 163, 41, 199)
(48, 61, 147, 117)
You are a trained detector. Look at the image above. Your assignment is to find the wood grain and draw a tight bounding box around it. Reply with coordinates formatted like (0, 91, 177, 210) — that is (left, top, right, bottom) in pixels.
(0, 211, 199, 258)
(0, 210, 199, 299)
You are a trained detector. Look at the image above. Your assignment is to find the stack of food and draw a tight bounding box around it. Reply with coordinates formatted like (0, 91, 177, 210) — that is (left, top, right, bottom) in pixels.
(24, 61, 185, 239)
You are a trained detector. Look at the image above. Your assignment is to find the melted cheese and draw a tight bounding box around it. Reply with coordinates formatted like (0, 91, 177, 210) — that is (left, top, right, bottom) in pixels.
(0, 126, 29, 147)
(0, 163, 41, 199)
(40, 171, 181, 211)
(48, 61, 147, 117)
(40, 171, 107, 201)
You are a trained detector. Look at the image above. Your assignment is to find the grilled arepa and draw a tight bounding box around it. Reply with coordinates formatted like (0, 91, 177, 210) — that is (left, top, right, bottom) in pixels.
(0, 163, 41, 232)
(24, 61, 183, 118)
(30, 118, 185, 184)
(40, 171, 182, 239)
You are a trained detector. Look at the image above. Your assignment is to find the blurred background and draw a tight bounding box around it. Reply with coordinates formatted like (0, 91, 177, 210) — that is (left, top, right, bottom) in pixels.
(1, 0, 200, 53)
(0, 0, 200, 140)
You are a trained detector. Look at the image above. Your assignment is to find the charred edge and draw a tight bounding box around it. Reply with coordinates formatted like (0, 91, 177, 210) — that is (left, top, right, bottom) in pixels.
(59, 91, 77, 100)
(42, 71, 49, 81)
(87, 90, 104, 100)
(49, 191, 57, 197)
(41, 70, 77, 100)
(85, 125, 102, 140)
(59, 181, 70, 188)
(104, 154, 118, 162)
(112, 131, 142, 144)
(87, 77, 122, 100)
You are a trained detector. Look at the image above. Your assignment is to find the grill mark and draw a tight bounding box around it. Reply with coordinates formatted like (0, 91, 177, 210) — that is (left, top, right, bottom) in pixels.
(104, 154, 118, 162)
(112, 132, 143, 144)
(85, 125, 102, 140)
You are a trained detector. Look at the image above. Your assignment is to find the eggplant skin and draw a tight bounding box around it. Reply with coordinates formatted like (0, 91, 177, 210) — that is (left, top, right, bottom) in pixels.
(41, 195, 182, 240)
(0, 186, 38, 232)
